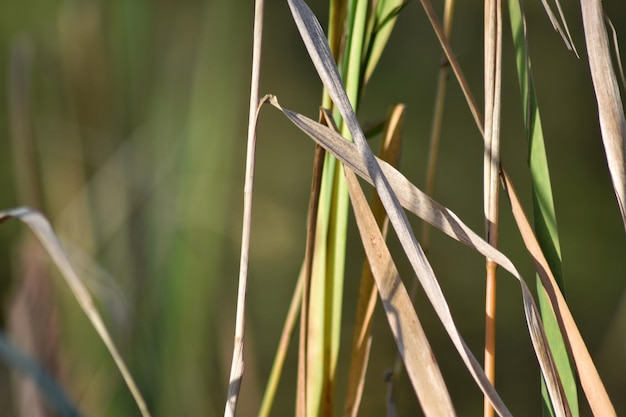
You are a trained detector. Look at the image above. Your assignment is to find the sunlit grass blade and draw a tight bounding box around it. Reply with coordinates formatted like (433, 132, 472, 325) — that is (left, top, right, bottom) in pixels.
(501, 172, 617, 416)
(343, 104, 405, 417)
(536, 0, 578, 56)
(266, 94, 572, 416)
(581, 0, 626, 231)
(605, 16, 626, 93)
(306, 0, 375, 414)
(0, 208, 151, 417)
(363, 0, 407, 86)
(322, 3, 369, 413)
(345, 167, 455, 416)
(507, 1, 578, 416)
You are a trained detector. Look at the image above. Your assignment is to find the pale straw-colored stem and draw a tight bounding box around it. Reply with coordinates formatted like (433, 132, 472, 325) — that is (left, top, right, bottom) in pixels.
(224, 0, 264, 415)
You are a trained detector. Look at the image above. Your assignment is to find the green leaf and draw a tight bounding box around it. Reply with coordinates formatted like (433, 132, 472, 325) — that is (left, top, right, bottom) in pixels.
(507, 2, 579, 416)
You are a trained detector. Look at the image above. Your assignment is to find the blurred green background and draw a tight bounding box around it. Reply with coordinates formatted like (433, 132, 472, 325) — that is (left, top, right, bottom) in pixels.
(0, 0, 624, 416)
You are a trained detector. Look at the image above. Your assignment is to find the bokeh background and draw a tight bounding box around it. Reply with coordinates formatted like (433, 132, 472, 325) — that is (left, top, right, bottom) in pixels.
(0, 0, 624, 416)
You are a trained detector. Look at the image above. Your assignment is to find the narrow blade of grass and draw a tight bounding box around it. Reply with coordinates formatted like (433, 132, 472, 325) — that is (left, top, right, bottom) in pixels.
(345, 167, 455, 416)
(342, 104, 405, 417)
(419, 0, 484, 135)
(536, 0, 578, 56)
(224, 0, 265, 414)
(501, 171, 617, 416)
(422, 0, 456, 249)
(581, 0, 626, 231)
(0, 208, 151, 417)
(605, 16, 626, 94)
(266, 95, 574, 416)
(363, 0, 407, 86)
(507, 1, 578, 416)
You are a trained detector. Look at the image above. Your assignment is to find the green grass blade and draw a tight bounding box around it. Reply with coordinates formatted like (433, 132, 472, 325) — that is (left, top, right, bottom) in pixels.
(306, 0, 371, 415)
(363, 0, 406, 85)
(507, 2, 579, 416)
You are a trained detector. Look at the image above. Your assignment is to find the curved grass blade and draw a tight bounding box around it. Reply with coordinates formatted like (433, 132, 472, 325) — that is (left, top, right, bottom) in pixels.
(345, 167, 455, 416)
(342, 104, 405, 417)
(407, 2, 613, 412)
(581, 0, 626, 231)
(266, 94, 572, 416)
(507, 1, 578, 416)
(0, 332, 82, 417)
(0, 208, 151, 417)
(537, 0, 578, 56)
(501, 172, 617, 417)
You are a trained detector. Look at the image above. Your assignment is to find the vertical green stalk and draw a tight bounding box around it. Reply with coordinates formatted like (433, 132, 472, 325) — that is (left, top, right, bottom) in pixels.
(507, 2, 578, 416)
(303, 1, 403, 415)
(307, 1, 368, 416)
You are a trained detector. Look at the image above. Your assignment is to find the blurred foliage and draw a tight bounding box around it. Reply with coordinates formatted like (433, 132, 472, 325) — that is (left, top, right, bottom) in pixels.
(0, 0, 623, 416)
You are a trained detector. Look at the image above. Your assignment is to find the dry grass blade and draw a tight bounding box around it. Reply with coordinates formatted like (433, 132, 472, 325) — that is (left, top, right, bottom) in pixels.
(342, 105, 405, 417)
(422, 0, 455, 249)
(225, 0, 265, 415)
(581, 0, 626, 231)
(345, 167, 455, 416)
(605, 16, 626, 94)
(287, 0, 517, 412)
(284, 1, 577, 414)
(483, 1, 502, 416)
(419, 0, 484, 135)
(501, 172, 617, 417)
(266, 94, 576, 416)
(0, 208, 150, 417)
(537, 0, 578, 56)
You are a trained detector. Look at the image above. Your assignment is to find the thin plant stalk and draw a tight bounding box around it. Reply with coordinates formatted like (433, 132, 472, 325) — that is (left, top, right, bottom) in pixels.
(387, 0, 456, 403)
(298, 142, 326, 417)
(224, 0, 264, 415)
(421, 0, 456, 250)
(306, 1, 369, 415)
(258, 272, 303, 417)
(483, 0, 503, 416)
